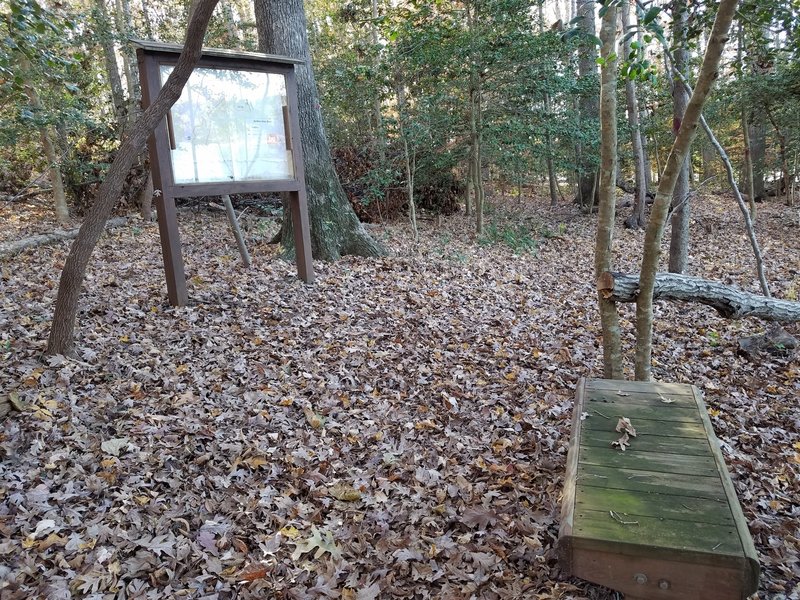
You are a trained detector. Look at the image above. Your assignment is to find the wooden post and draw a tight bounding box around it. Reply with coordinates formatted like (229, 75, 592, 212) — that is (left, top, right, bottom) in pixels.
(221, 194, 251, 267)
(286, 68, 314, 283)
(138, 48, 188, 306)
(154, 192, 188, 306)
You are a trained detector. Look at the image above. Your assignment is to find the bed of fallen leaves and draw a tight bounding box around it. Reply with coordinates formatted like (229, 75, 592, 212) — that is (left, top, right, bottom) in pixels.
(0, 192, 798, 599)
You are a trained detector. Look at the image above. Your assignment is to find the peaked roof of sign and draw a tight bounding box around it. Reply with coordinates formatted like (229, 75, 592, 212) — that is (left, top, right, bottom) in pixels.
(131, 39, 305, 65)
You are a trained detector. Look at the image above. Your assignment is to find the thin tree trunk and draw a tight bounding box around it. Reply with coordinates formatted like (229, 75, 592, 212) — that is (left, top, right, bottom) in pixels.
(596, 3, 622, 379)
(738, 24, 757, 219)
(254, 0, 386, 260)
(622, 0, 646, 230)
(371, 0, 386, 163)
(765, 109, 790, 204)
(635, 0, 739, 381)
(94, 0, 127, 132)
(20, 58, 69, 226)
(657, 34, 771, 298)
(668, 0, 691, 273)
(636, 26, 653, 193)
(222, 194, 251, 267)
(539, 2, 558, 208)
(575, 0, 599, 205)
(140, 0, 154, 38)
(47, 0, 221, 357)
(396, 81, 417, 241)
(467, 0, 485, 235)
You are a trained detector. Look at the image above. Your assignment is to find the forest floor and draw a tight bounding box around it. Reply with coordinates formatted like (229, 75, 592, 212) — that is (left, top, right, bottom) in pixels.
(0, 192, 799, 599)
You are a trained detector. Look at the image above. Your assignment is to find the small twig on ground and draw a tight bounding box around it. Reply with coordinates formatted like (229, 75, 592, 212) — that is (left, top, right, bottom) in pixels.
(609, 510, 639, 526)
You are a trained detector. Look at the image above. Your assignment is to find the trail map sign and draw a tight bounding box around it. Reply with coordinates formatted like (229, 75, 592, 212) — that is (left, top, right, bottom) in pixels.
(136, 41, 314, 306)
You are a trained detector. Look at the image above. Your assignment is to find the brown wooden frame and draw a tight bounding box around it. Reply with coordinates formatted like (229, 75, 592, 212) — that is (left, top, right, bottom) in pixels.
(135, 40, 314, 306)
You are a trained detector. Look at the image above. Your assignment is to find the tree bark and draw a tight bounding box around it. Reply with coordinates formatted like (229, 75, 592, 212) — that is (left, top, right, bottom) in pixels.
(93, 0, 127, 133)
(20, 58, 69, 226)
(254, 0, 386, 260)
(467, 0, 485, 235)
(600, 272, 800, 321)
(651, 18, 771, 298)
(622, 0, 647, 230)
(47, 0, 221, 357)
(668, 0, 691, 273)
(575, 0, 599, 207)
(595, 3, 622, 379)
(635, 0, 739, 381)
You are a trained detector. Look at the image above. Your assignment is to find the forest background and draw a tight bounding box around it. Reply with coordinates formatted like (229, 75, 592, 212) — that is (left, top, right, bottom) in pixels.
(0, 0, 799, 598)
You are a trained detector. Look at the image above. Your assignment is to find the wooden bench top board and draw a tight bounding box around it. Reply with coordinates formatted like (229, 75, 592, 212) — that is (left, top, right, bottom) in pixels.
(558, 378, 759, 600)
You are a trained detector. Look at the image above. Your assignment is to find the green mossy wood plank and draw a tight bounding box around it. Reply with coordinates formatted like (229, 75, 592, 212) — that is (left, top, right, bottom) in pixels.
(587, 388, 697, 409)
(572, 509, 743, 556)
(575, 485, 735, 525)
(581, 414, 708, 438)
(578, 463, 728, 499)
(583, 401, 698, 422)
(580, 429, 712, 456)
(578, 445, 719, 477)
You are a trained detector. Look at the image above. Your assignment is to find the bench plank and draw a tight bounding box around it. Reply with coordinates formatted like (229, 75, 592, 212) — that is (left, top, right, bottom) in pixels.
(580, 429, 712, 456)
(581, 414, 709, 439)
(559, 378, 759, 599)
(573, 509, 743, 556)
(576, 485, 735, 525)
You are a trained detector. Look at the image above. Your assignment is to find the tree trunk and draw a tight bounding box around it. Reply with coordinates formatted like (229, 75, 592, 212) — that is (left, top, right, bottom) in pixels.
(254, 0, 386, 260)
(738, 24, 757, 220)
(622, 0, 646, 230)
(600, 272, 800, 321)
(20, 58, 69, 226)
(47, 0, 221, 357)
(635, 0, 739, 381)
(370, 0, 386, 163)
(467, 0, 485, 235)
(595, 3, 622, 379)
(575, 0, 599, 206)
(668, 0, 691, 273)
(749, 121, 766, 200)
(93, 0, 127, 133)
(655, 29, 771, 299)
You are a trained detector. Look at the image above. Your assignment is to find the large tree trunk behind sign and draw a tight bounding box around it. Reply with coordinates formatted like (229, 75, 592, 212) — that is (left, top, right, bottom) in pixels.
(254, 0, 387, 261)
(46, 0, 221, 357)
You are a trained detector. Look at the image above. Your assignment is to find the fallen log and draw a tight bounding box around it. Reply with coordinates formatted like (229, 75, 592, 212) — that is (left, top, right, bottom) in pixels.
(0, 216, 128, 258)
(597, 272, 800, 321)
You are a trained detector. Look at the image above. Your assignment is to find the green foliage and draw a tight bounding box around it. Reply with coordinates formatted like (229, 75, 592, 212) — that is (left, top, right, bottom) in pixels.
(479, 220, 537, 254)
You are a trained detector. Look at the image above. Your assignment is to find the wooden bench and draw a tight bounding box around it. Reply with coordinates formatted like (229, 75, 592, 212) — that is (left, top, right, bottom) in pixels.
(558, 378, 759, 600)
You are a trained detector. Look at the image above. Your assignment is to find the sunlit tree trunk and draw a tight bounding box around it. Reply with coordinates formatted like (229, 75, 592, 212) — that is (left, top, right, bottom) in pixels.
(623, 0, 646, 230)
(539, 2, 558, 207)
(738, 24, 757, 219)
(466, 0, 485, 234)
(20, 58, 69, 226)
(668, 0, 691, 274)
(575, 0, 599, 207)
(635, 0, 740, 381)
(371, 0, 386, 162)
(93, 0, 126, 132)
(254, 0, 386, 260)
(596, 2, 622, 378)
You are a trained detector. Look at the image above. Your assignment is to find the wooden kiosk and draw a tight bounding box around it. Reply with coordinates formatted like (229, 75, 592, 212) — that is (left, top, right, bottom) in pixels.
(135, 41, 314, 306)
(559, 378, 759, 599)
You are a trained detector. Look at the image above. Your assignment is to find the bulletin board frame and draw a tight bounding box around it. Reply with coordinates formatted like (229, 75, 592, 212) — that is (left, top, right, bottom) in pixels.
(135, 40, 314, 306)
